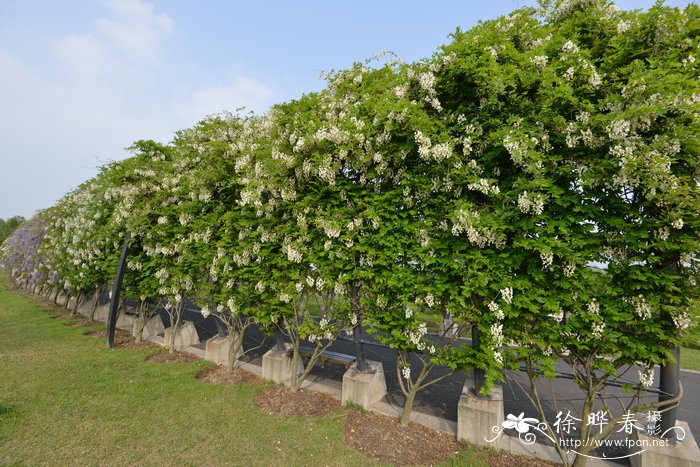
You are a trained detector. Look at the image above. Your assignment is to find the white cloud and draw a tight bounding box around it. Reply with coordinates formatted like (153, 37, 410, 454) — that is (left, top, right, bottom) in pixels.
(53, 34, 107, 77)
(189, 76, 277, 118)
(0, 1, 276, 219)
(97, 0, 174, 60)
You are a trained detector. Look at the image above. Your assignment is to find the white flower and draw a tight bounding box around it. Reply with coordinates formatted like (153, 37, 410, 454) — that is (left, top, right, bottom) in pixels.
(672, 218, 684, 230)
(638, 366, 654, 388)
(540, 252, 554, 270)
(493, 351, 504, 364)
(530, 55, 548, 70)
(306, 276, 315, 287)
(255, 281, 265, 293)
(617, 19, 631, 33)
(501, 287, 513, 305)
(563, 261, 576, 277)
(350, 314, 358, 326)
(402, 366, 411, 381)
(562, 40, 579, 54)
(279, 294, 291, 303)
(200, 306, 210, 318)
(405, 307, 413, 319)
(587, 299, 600, 315)
(552, 309, 564, 323)
(592, 322, 605, 338)
(673, 311, 691, 330)
(563, 66, 575, 81)
(425, 293, 435, 308)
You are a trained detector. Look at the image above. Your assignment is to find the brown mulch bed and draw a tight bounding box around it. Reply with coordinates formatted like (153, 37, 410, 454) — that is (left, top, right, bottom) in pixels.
(196, 365, 260, 385)
(145, 350, 201, 363)
(344, 410, 559, 467)
(254, 385, 341, 417)
(344, 410, 462, 466)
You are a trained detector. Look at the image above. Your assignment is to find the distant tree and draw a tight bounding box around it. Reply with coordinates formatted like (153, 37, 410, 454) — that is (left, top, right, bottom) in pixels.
(0, 216, 25, 243)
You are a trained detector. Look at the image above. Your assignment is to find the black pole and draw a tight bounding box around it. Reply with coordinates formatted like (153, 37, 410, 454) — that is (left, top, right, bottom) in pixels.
(472, 324, 485, 397)
(107, 235, 130, 348)
(658, 346, 681, 440)
(214, 317, 227, 337)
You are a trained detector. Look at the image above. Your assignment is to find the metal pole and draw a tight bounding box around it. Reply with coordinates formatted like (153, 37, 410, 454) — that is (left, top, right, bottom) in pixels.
(472, 324, 485, 397)
(107, 235, 130, 348)
(658, 346, 681, 440)
(214, 317, 227, 337)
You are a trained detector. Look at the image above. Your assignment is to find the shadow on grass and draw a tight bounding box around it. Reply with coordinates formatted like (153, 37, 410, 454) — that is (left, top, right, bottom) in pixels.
(0, 404, 13, 416)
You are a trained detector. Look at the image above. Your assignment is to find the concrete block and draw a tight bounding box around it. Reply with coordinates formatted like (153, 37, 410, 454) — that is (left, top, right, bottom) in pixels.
(630, 421, 700, 467)
(56, 292, 68, 306)
(438, 319, 458, 338)
(261, 346, 303, 385)
(205, 335, 242, 366)
(93, 304, 110, 322)
(163, 321, 199, 350)
(132, 315, 165, 339)
(457, 378, 505, 449)
(342, 360, 387, 410)
(116, 313, 136, 330)
(76, 297, 94, 317)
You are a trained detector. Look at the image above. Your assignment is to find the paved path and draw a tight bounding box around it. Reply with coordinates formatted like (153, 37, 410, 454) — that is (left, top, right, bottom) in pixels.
(174, 305, 700, 449)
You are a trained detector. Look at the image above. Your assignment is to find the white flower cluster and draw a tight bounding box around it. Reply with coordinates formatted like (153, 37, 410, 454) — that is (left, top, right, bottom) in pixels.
(552, 309, 564, 323)
(540, 252, 554, 270)
(402, 365, 411, 381)
(488, 301, 505, 320)
(255, 281, 266, 293)
(587, 299, 600, 315)
(406, 322, 429, 350)
(417, 71, 442, 111)
(284, 243, 304, 263)
(415, 131, 452, 162)
(200, 306, 211, 318)
(451, 208, 505, 248)
(637, 365, 654, 388)
(591, 322, 605, 338)
(530, 55, 548, 70)
(673, 311, 691, 330)
(563, 261, 576, 277)
(500, 287, 513, 304)
(517, 191, 545, 216)
(467, 178, 500, 195)
(279, 293, 291, 303)
(490, 322, 504, 347)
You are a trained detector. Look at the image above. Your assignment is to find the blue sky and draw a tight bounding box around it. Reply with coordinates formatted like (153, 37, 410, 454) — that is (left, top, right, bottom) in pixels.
(0, 0, 691, 219)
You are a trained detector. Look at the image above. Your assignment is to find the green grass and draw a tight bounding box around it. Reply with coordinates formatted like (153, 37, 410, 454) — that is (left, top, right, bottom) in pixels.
(0, 276, 492, 466)
(681, 347, 700, 372)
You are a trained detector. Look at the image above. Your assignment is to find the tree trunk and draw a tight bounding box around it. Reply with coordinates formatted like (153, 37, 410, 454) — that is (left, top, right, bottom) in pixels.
(400, 388, 418, 426)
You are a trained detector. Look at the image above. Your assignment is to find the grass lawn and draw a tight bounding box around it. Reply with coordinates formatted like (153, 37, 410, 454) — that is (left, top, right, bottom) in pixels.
(682, 347, 700, 372)
(0, 276, 494, 466)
